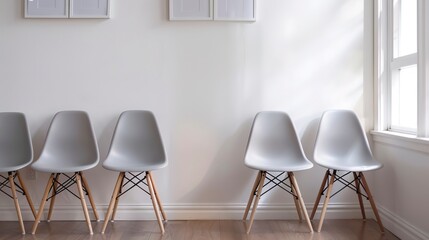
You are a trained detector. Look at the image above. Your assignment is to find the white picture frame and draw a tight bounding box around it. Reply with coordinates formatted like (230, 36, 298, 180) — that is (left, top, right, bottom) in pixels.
(25, 0, 69, 18)
(70, 0, 110, 18)
(169, 0, 213, 21)
(214, 0, 256, 21)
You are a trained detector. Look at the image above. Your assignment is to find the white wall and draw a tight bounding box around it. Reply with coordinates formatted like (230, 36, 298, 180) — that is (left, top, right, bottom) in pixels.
(0, 0, 373, 220)
(372, 140, 429, 240)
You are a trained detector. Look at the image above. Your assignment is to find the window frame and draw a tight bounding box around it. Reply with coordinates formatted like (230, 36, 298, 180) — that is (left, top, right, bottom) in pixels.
(374, 0, 429, 138)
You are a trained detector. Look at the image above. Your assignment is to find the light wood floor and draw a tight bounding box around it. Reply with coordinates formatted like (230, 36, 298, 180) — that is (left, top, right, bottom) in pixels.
(0, 219, 399, 240)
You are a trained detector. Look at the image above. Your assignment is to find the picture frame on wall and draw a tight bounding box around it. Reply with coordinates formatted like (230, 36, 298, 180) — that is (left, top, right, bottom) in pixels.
(214, 0, 256, 21)
(70, 0, 110, 18)
(169, 0, 213, 21)
(25, 0, 69, 18)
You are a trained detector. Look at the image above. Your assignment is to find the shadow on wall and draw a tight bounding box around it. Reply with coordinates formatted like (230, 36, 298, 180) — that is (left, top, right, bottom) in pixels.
(31, 115, 53, 160)
(301, 118, 321, 163)
(177, 116, 255, 204)
(98, 115, 120, 160)
(83, 115, 121, 203)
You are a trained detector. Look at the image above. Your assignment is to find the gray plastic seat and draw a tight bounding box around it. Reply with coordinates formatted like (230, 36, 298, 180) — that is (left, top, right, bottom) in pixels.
(101, 110, 167, 235)
(243, 111, 313, 234)
(0, 112, 36, 234)
(310, 110, 384, 232)
(31, 111, 99, 235)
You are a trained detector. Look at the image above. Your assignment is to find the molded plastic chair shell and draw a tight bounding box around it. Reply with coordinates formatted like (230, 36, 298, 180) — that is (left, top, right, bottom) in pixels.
(0, 112, 33, 172)
(243, 111, 314, 234)
(0, 112, 37, 235)
(101, 110, 168, 235)
(311, 110, 385, 233)
(31, 111, 99, 173)
(313, 110, 382, 172)
(244, 111, 313, 172)
(103, 110, 167, 172)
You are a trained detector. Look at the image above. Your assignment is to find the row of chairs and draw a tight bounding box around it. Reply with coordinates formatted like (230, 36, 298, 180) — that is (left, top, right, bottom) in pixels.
(0, 110, 167, 235)
(242, 111, 384, 234)
(0, 110, 384, 235)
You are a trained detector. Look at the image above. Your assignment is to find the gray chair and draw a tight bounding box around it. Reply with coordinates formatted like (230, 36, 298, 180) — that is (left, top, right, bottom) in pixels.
(0, 112, 36, 234)
(310, 110, 384, 232)
(101, 110, 167, 234)
(242, 111, 314, 234)
(31, 111, 99, 235)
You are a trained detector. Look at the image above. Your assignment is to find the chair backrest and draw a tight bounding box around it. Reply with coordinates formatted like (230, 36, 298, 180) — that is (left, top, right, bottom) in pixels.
(39, 111, 99, 165)
(245, 111, 308, 166)
(0, 112, 33, 170)
(313, 110, 373, 166)
(107, 110, 166, 166)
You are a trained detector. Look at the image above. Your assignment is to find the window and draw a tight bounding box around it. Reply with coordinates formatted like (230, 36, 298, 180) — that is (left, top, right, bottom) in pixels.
(375, 0, 429, 137)
(389, 0, 418, 133)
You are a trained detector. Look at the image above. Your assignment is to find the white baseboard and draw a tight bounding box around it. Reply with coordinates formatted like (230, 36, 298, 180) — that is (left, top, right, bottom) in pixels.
(378, 205, 429, 240)
(3, 202, 429, 239)
(0, 203, 368, 221)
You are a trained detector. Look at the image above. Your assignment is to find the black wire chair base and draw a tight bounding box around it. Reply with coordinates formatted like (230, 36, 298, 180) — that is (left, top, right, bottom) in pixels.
(255, 171, 298, 199)
(46, 172, 89, 201)
(312, 169, 385, 233)
(117, 172, 152, 199)
(0, 171, 26, 199)
(320, 170, 369, 200)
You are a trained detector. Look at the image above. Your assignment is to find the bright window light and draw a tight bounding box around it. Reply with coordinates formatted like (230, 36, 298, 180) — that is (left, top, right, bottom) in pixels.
(391, 65, 417, 130)
(393, 0, 417, 58)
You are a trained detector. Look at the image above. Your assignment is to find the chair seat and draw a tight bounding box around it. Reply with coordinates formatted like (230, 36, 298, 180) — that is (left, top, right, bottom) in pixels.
(314, 156, 382, 172)
(0, 161, 31, 172)
(103, 155, 167, 172)
(31, 157, 98, 173)
(245, 156, 313, 172)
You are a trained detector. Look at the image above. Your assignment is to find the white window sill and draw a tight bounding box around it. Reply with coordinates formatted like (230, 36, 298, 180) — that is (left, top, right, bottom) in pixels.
(370, 130, 429, 154)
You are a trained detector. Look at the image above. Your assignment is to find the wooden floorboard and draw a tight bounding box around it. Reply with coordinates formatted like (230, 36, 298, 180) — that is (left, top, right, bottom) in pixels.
(0, 219, 400, 240)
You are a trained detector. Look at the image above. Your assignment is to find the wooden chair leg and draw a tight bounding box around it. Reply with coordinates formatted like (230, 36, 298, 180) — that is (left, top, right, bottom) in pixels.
(9, 172, 25, 234)
(32, 173, 55, 234)
(246, 171, 266, 234)
(243, 171, 262, 221)
(146, 171, 165, 234)
(80, 173, 99, 221)
(353, 172, 366, 220)
(16, 171, 36, 219)
(111, 173, 124, 222)
(101, 172, 125, 234)
(76, 173, 93, 235)
(47, 173, 59, 222)
(147, 172, 167, 221)
(310, 170, 330, 220)
(289, 172, 313, 233)
(288, 172, 303, 222)
(317, 170, 336, 232)
(359, 172, 385, 233)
